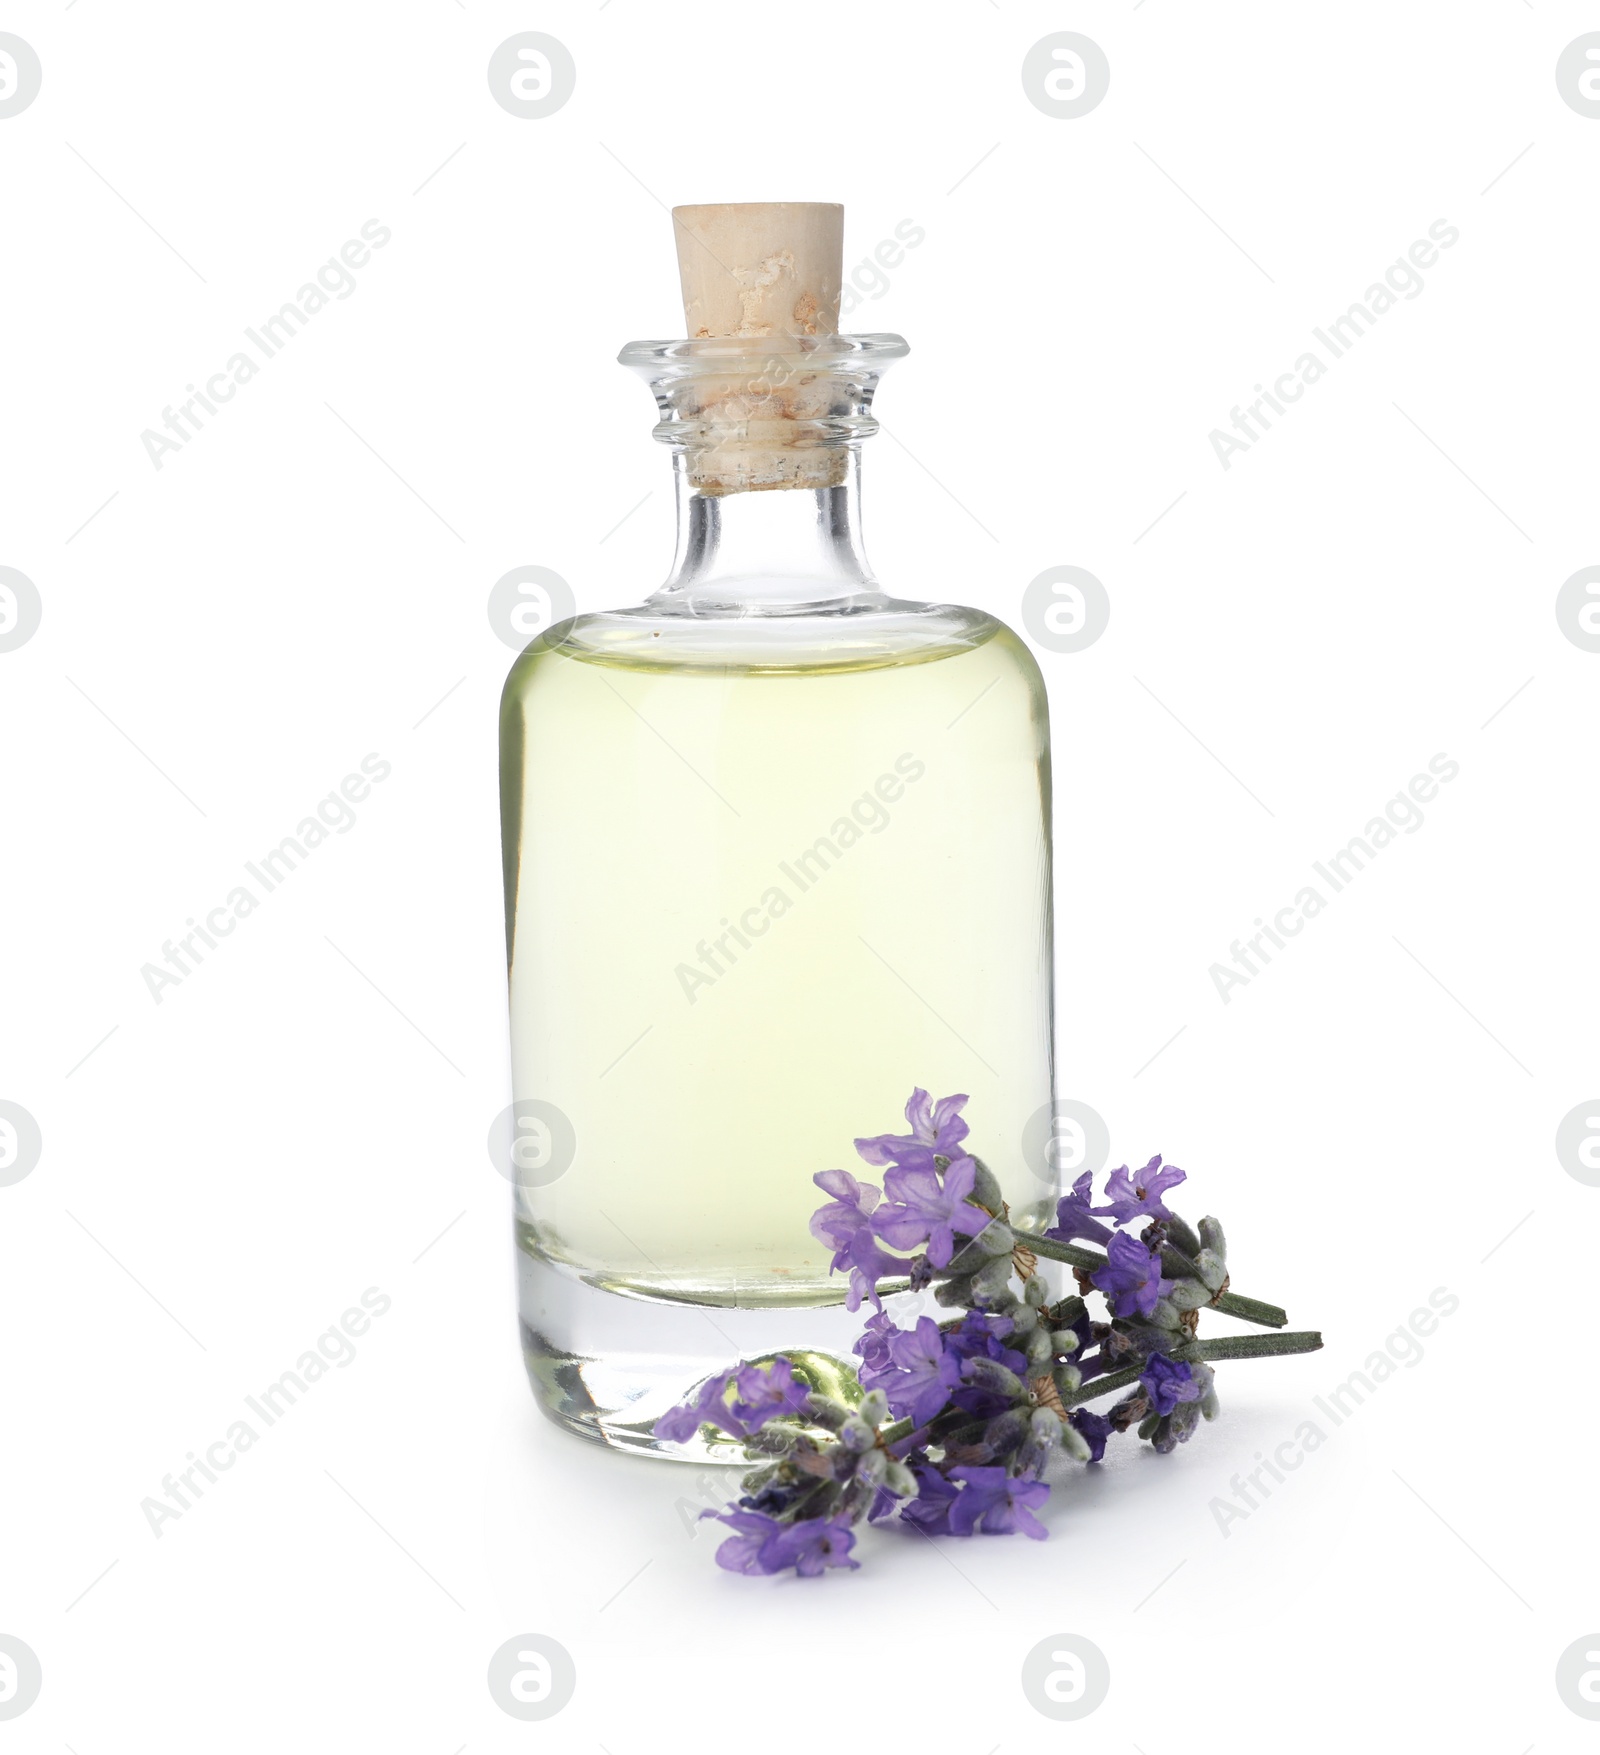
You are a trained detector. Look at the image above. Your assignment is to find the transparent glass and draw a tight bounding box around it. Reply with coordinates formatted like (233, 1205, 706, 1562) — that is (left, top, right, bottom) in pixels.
(500, 334, 1056, 1457)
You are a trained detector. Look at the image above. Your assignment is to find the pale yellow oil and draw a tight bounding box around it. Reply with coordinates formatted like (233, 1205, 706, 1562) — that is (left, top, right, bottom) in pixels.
(501, 609, 1054, 1308)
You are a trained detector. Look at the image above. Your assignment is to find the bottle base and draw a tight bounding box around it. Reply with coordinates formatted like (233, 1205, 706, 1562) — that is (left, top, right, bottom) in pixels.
(517, 1246, 872, 1461)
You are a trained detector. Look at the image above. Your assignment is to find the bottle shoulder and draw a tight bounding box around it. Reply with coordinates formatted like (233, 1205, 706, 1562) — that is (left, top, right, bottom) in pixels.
(505, 598, 1037, 682)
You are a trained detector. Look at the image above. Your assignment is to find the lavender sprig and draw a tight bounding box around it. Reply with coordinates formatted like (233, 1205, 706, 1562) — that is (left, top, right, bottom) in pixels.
(659, 1088, 1323, 1577)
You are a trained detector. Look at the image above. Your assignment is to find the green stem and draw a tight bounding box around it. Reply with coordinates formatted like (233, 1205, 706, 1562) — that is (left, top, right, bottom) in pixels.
(1210, 1290, 1291, 1329)
(1062, 1364, 1141, 1407)
(1023, 1234, 1115, 1276)
(1025, 1233, 1289, 1329)
(1058, 1331, 1323, 1408)
(1176, 1330, 1323, 1362)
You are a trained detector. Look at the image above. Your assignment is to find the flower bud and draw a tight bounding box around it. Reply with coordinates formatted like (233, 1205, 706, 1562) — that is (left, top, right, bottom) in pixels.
(1050, 1328, 1080, 1354)
(1195, 1247, 1228, 1292)
(1026, 1327, 1054, 1366)
(964, 1356, 1025, 1397)
(858, 1389, 888, 1428)
(1054, 1361, 1082, 1395)
(934, 1275, 974, 1308)
(1166, 1213, 1203, 1258)
(1169, 1398, 1202, 1442)
(1023, 1273, 1050, 1308)
(884, 1460, 919, 1498)
(856, 1446, 889, 1485)
(839, 1416, 875, 1452)
(1197, 1364, 1220, 1420)
(946, 1237, 991, 1275)
(976, 1219, 1015, 1257)
(1149, 1298, 1183, 1330)
(1198, 1216, 1227, 1261)
(971, 1255, 1015, 1302)
(983, 1408, 1029, 1455)
(1059, 1417, 1092, 1463)
(1168, 1277, 1210, 1310)
(1109, 1392, 1147, 1432)
(1029, 1405, 1061, 1445)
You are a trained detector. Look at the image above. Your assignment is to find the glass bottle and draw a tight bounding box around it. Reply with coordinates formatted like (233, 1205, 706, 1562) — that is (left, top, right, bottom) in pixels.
(500, 208, 1056, 1458)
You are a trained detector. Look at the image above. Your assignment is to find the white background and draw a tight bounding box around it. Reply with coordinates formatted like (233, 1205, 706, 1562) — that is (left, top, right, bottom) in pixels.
(2, 2, 1595, 1747)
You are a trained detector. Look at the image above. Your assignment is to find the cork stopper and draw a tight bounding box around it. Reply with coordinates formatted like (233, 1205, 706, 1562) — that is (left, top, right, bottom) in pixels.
(672, 202, 843, 340)
(665, 202, 849, 495)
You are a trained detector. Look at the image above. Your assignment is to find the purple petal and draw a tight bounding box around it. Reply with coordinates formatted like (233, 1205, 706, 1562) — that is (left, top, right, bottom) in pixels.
(654, 1403, 704, 1443)
(904, 1088, 935, 1140)
(813, 1168, 879, 1208)
(929, 1093, 971, 1154)
(941, 1155, 977, 1204)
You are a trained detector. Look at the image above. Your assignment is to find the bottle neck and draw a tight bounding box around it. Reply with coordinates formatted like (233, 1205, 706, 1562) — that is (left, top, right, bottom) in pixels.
(621, 332, 908, 618)
(653, 451, 880, 614)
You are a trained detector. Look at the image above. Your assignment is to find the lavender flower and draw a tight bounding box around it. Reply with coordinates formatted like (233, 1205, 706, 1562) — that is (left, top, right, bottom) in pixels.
(867, 1481, 904, 1523)
(655, 1360, 810, 1444)
(1140, 1352, 1201, 1417)
(1068, 1408, 1114, 1463)
(866, 1316, 963, 1426)
(779, 1516, 861, 1576)
(811, 1169, 909, 1309)
(899, 1459, 959, 1536)
(1048, 1170, 1114, 1247)
(942, 1310, 1028, 1374)
(871, 1154, 991, 1269)
(708, 1509, 782, 1573)
(946, 1312, 1031, 1420)
(710, 1510, 859, 1577)
(853, 1308, 896, 1383)
(855, 1088, 970, 1171)
(730, 1357, 810, 1428)
(1100, 1154, 1187, 1225)
(947, 1467, 1051, 1539)
(841, 1229, 907, 1312)
(681, 1084, 1317, 1579)
(654, 1368, 736, 1443)
(809, 1168, 881, 1261)
(1092, 1231, 1175, 1320)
